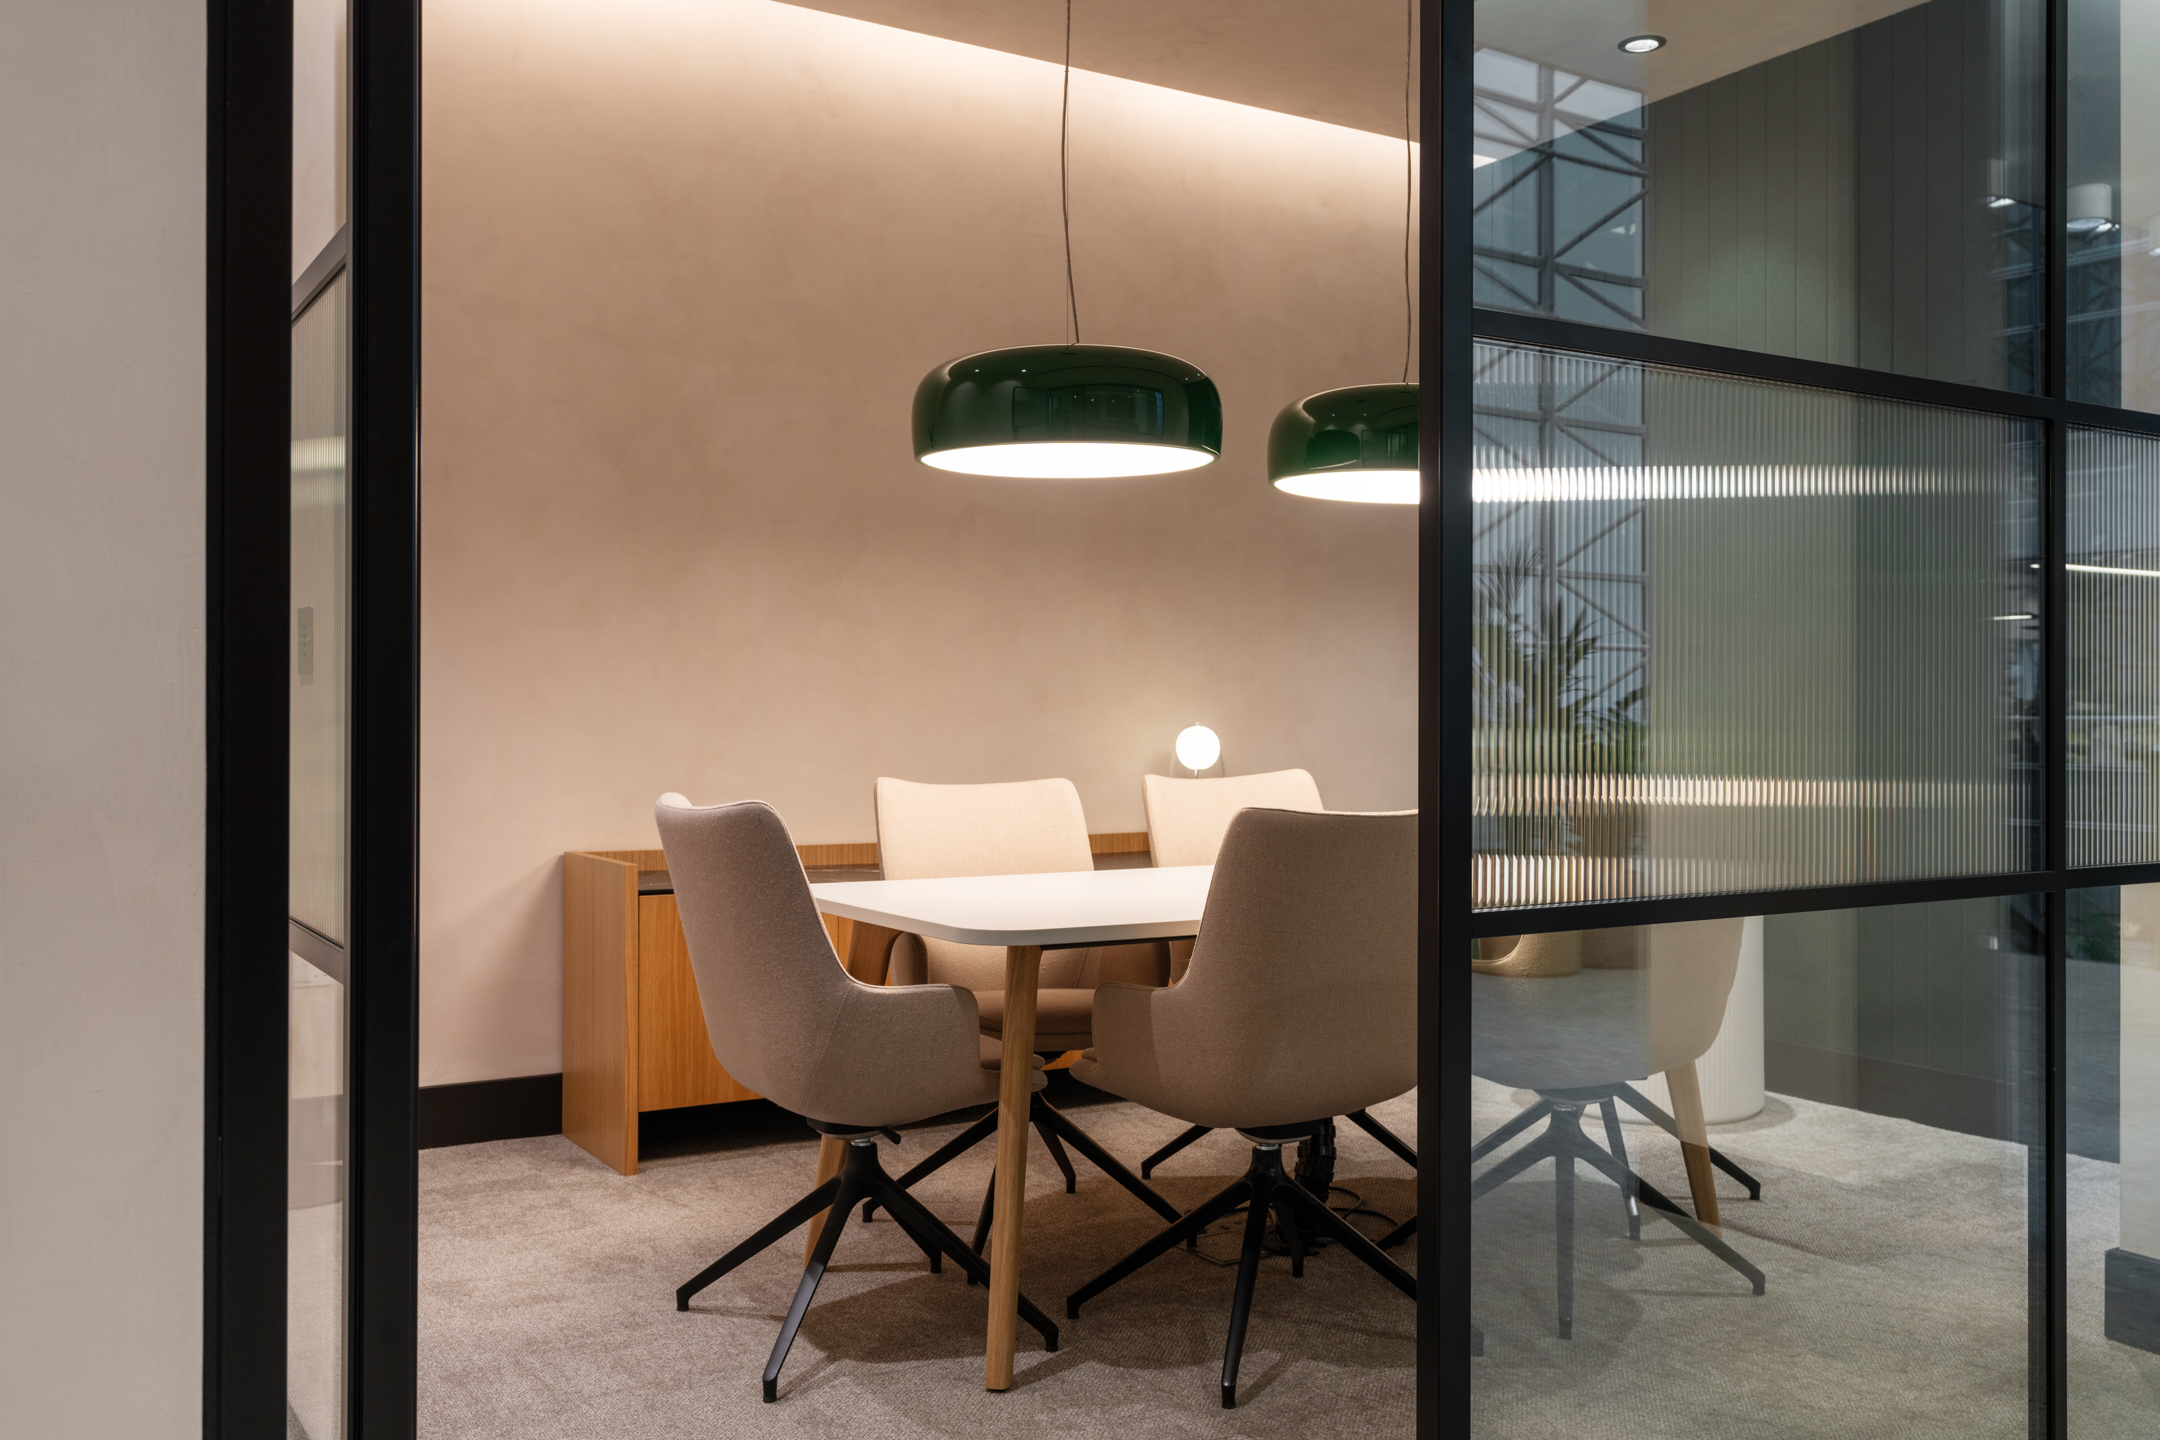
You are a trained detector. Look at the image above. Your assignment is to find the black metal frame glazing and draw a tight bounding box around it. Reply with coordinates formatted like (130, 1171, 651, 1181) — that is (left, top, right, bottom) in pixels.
(206, 2, 294, 1432)
(205, 0, 420, 1436)
(1430, 0, 2160, 1435)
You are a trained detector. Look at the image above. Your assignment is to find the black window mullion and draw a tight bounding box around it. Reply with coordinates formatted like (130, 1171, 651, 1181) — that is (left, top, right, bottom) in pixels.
(2043, 0, 2071, 1429)
(1425, 0, 1471, 1435)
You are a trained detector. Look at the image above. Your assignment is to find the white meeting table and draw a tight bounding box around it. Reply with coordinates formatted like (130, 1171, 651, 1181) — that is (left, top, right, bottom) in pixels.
(808, 864, 1213, 1391)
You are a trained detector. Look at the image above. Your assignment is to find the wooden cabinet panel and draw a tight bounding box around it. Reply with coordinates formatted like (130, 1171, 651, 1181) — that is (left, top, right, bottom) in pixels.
(636, 894, 760, 1112)
(563, 853, 638, 1174)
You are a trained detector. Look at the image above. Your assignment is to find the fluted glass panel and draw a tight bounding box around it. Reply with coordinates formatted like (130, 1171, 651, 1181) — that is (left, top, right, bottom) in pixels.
(1474, 342, 2040, 907)
(2069, 427, 2160, 867)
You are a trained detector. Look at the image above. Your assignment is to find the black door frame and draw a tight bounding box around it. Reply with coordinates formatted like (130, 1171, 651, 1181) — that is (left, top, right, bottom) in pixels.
(205, 1, 420, 1436)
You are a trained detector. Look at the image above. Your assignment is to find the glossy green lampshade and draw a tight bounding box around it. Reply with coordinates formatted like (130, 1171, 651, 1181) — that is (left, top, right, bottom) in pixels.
(914, 344, 1223, 478)
(1268, 383, 1420, 504)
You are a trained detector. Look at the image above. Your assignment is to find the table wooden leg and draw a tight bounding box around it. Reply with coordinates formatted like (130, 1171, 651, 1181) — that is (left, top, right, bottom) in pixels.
(985, 943, 1042, 1391)
(1665, 1061, 1721, 1233)
(802, 1135, 847, 1263)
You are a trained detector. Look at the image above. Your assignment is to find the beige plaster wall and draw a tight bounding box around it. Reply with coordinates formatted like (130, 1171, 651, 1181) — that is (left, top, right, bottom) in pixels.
(422, 0, 1419, 1085)
(0, 0, 204, 1426)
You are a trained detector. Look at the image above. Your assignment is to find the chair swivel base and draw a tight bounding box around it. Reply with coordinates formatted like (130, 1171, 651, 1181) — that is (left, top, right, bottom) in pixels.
(676, 1128, 1059, 1402)
(1380, 1082, 1768, 1254)
(1140, 1107, 1417, 1178)
(863, 1090, 1182, 1252)
(1471, 1098, 1764, 1339)
(1067, 1129, 1417, 1410)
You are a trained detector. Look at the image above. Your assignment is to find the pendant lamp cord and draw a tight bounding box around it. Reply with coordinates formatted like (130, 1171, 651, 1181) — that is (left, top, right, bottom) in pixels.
(1063, 0, 1080, 346)
(1402, 0, 1414, 384)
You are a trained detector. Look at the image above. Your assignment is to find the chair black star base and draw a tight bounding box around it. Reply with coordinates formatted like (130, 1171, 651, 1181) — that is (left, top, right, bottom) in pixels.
(675, 1121, 1059, 1402)
(1139, 1106, 1417, 1179)
(1066, 1123, 1417, 1410)
(862, 1089, 1182, 1252)
(1378, 1080, 1765, 1254)
(1470, 1095, 1764, 1340)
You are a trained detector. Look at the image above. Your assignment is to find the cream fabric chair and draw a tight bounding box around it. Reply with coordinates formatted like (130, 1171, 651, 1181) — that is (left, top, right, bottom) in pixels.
(862, 776, 1180, 1243)
(1066, 807, 1418, 1410)
(1141, 768, 1323, 867)
(1470, 921, 1765, 1340)
(655, 794, 1057, 1401)
(1134, 769, 1418, 1187)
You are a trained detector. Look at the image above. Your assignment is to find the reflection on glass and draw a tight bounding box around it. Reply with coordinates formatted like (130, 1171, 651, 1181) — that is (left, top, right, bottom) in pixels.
(1474, 341, 2039, 907)
(293, 0, 349, 280)
(1472, 898, 2042, 1436)
(2068, 885, 2160, 1435)
(1476, 0, 2045, 390)
(289, 270, 348, 1439)
(292, 274, 348, 943)
(2067, 0, 2160, 408)
(2069, 427, 2160, 865)
(289, 952, 346, 1440)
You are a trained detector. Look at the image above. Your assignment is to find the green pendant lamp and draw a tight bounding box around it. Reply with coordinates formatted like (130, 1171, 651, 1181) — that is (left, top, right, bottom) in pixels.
(915, 344, 1221, 478)
(1268, 384, 1420, 503)
(1269, 0, 1421, 507)
(913, 0, 1221, 481)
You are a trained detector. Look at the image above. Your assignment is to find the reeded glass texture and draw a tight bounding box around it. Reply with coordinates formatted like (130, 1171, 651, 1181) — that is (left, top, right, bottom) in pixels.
(2067, 0, 2160, 408)
(1475, 0, 2045, 391)
(2066, 886, 2160, 1434)
(1473, 900, 2042, 1435)
(1474, 342, 2040, 907)
(2068, 427, 2160, 866)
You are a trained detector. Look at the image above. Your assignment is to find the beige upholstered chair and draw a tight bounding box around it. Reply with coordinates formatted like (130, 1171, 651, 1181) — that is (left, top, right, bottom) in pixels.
(1141, 767, 1323, 867)
(1471, 920, 1765, 1340)
(1066, 807, 1418, 1410)
(860, 776, 1180, 1242)
(655, 794, 1057, 1401)
(1134, 769, 1418, 1186)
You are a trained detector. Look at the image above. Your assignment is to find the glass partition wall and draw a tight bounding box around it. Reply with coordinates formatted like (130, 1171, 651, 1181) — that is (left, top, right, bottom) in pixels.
(1448, 0, 2160, 1436)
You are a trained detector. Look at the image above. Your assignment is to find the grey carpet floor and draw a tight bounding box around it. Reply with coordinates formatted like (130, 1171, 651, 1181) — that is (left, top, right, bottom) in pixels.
(419, 1087, 1421, 1437)
(418, 1082, 2160, 1438)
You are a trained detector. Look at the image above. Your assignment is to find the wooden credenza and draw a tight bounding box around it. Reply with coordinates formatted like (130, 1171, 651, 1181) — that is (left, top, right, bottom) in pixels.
(561, 846, 861, 1174)
(563, 835, 1148, 1175)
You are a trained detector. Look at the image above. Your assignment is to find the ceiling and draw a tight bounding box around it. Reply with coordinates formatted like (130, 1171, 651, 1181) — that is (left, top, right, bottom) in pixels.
(783, 0, 1935, 133)
(781, 0, 1423, 139)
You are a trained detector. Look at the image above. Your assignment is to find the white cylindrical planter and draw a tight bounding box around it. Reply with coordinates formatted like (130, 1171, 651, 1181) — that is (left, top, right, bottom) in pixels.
(1632, 915, 1764, 1124)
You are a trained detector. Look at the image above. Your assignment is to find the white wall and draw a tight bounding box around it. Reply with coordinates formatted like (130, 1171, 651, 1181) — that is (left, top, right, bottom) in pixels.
(421, 0, 1421, 1085)
(0, 1, 205, 1431)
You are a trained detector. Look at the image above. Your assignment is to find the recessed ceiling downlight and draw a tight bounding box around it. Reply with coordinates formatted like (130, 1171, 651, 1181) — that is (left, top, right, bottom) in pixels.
(1619, 35, 1666, 53)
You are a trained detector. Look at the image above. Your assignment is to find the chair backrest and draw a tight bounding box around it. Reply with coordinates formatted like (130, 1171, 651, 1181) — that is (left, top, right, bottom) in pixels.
(1166, 807, 1418, 1123)
(1142, 768, 1324, 868)
(875, 776, 1107, 993)
(654, 793, 991, 1124)
(1469, 919, 1745, 1088)
(875, 776, 1095, 880)
(654, 795, 858, 1109)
